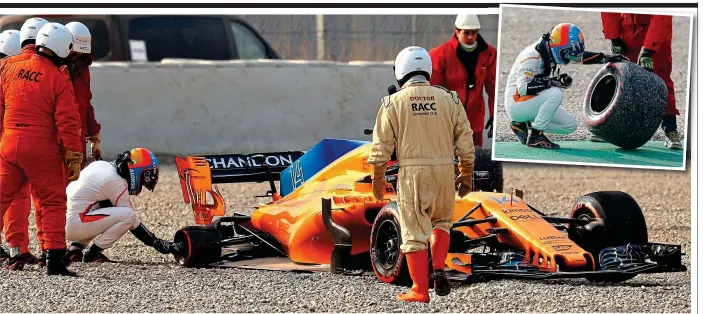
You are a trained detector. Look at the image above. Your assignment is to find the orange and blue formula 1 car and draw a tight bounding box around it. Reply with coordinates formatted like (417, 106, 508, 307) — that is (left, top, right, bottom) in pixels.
(171, 138, 685, 285)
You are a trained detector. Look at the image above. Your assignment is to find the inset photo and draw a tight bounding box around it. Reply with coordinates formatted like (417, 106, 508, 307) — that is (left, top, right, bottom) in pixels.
(492, 4, 693, 170)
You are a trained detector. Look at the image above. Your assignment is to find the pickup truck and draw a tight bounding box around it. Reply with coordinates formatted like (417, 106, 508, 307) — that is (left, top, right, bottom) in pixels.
(0, 14, 281, 62)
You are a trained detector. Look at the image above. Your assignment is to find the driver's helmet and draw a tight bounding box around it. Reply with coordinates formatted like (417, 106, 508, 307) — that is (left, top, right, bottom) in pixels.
(548, 23, 585, 65)
(123, 148, 160, 195)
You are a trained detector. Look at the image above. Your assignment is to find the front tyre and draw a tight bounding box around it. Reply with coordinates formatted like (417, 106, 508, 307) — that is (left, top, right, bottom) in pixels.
(568, 191, 648, 282)
(370, 202, 411, 286)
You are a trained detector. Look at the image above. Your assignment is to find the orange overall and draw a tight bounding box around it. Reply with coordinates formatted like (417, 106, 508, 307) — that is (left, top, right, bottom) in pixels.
(0, 45, 46, 253)
(0, 54, 83, 250)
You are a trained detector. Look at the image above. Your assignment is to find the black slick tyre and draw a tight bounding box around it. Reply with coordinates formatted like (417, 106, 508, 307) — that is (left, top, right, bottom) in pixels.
(173, 225, 223, 268)
(568, 191, 649, 282)
(583, 62, 667, 150)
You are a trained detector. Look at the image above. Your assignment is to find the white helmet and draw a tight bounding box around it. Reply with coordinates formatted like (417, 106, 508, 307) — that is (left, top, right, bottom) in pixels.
(455, 14, 481, 30)
(0, 30, 21, 56)
(36, 23, 74, 59)
(19, 17, 49, 46)
(393, 46, 432, 84)
(65, 21, 91, 54)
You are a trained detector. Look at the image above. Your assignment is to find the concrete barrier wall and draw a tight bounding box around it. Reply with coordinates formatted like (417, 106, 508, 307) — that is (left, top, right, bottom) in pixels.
(89, 59, 493, 158)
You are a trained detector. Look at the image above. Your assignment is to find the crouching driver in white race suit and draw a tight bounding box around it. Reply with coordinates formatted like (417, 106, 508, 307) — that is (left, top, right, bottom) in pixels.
(504, 23, 628, 149)
(64, 148, 182, 263)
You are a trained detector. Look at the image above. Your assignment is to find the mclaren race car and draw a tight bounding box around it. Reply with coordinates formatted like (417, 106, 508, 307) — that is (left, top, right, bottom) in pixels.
(171, 138, 685, 285)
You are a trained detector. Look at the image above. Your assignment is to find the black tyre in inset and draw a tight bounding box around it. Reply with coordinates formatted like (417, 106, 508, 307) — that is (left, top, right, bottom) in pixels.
(173, 225, 223, 268)
(370, 202, 411, 286)
(567, 191, 649, 282)
(583, 62, 668, 150)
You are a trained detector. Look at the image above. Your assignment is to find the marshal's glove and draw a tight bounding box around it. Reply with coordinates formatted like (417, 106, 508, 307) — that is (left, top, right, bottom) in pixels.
(87, 133, 102, 160)
(610, 37, 628, 56)
(455, 160, 474, 198)
(371, 164, 390, 201)
(64, 150, 83, 182)
(485, 116, 494, 139)
(638, 48, 655, 72)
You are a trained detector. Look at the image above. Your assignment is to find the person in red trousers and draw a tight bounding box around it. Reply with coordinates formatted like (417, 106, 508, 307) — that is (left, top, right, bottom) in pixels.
(0, 17, 49, 269)
(65, 21, 102, 166)
(429, 14, 497, 147)
(2, 20, 104, 269)
(0, 28, 22, 263)
(0, 22, 83, 276)
(596, 12, 682, 149)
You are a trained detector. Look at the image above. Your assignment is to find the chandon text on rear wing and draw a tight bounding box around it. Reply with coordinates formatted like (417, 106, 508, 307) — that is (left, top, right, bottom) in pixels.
(195, 152, 305, 184)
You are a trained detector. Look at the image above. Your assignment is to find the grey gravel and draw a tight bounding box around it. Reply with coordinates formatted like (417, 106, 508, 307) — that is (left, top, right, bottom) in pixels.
(495, 7, 691, 143)
(0, 162, 690, 312)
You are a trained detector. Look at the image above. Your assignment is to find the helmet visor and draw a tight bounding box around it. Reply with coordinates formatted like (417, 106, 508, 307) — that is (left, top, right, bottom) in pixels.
(560, 42, 584, 64)
(142, 167, 159, 192)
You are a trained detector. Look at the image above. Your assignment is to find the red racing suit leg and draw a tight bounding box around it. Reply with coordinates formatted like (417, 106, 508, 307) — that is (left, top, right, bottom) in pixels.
(652, 41, 677, 116)
(3, 184, 32, 253)
(31, 160, 72, 251)
(0, 131, 69, 251)
(620, 26, 678, 116)
(0, 135, 30, 248)
(472, 132, 483, 147)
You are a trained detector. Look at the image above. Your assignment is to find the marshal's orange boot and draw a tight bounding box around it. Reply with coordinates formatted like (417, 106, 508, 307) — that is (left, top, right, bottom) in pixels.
(430, 229, 451, 296)
(396, 249, 430, 303)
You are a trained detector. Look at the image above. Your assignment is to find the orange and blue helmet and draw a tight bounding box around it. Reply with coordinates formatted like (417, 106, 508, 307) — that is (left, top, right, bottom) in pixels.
(548, 23, 585, 65)
(114, 148, 160, 195)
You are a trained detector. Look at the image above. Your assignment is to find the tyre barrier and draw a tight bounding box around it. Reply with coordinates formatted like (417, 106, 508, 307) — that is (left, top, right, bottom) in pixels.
(583, 62, 668, 150)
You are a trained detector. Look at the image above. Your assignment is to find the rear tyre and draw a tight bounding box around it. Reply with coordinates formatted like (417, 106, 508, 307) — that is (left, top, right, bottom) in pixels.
(567, 191, 648, 282)
(370, 202, 411, 286)
(173, 225, 223, 268)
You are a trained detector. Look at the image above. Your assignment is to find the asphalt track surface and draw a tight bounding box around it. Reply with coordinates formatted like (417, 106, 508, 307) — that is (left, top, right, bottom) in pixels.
(494, 141, 685, 169)
(0, 163, 691, 312)
(494, 7, 692, 151)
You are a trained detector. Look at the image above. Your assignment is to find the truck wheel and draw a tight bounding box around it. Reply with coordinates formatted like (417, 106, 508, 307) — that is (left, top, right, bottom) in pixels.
(583, 62, 668, 150)
(173, 225, 223, 268)
(473, 147, 504, 193)
(370, 202, 411, 286)
(567, 191, 649, 282)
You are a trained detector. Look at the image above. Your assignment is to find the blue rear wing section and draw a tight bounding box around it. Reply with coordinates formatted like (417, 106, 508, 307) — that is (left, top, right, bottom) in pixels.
(279, 138, 369, 197)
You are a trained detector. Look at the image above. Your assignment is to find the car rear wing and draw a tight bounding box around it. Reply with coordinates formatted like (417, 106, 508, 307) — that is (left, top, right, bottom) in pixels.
(180, 152, 305, 184)
(175, 151, 304, 225)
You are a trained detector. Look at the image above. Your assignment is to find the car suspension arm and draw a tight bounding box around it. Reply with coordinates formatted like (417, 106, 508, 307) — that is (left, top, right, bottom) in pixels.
(452, 216, 497, 228)
(526, 204, 590, 225)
